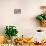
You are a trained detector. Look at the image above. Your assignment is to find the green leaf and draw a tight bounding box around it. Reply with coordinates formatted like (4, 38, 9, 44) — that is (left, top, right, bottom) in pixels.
(44, 15, 46, 20)
(36, 15, 44, 21)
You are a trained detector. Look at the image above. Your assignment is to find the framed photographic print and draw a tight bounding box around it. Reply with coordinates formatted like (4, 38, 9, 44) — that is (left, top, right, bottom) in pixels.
(14, 9, 21, 14)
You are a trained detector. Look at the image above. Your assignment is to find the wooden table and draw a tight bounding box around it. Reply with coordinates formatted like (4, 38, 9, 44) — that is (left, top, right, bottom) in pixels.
(14, 43, 46, 46)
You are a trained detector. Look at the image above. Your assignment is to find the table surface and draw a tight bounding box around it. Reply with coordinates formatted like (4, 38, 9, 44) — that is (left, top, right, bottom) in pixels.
(14, 43, 46, 46)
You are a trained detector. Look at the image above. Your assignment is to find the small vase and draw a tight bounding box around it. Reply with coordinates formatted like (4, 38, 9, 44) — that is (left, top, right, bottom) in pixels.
(11, 36, 17, 44)
(7, 39, 12, 44)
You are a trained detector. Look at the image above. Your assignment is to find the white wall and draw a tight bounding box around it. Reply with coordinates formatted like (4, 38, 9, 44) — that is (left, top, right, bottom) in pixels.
(0, 0, 46, 39)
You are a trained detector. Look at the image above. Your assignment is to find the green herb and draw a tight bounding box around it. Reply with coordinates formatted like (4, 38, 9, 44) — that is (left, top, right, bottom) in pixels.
(36, 14, 46, 21)
(5, 26, 18, 39)
(36, 15, 44, 21)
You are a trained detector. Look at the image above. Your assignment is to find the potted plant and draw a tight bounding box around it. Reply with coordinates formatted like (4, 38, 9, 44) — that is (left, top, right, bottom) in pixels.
(36, 6, 46, 27)
(5, 26, 18, 43)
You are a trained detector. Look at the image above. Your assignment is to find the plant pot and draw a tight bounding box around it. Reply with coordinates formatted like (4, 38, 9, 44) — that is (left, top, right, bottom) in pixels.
(7, 39, 12, 44)
(40, 20, 46, 27)
(11, 36, 17, 44)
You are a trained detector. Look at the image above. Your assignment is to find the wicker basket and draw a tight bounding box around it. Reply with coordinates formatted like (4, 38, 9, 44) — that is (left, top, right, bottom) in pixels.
(41, 20, 46, 27)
